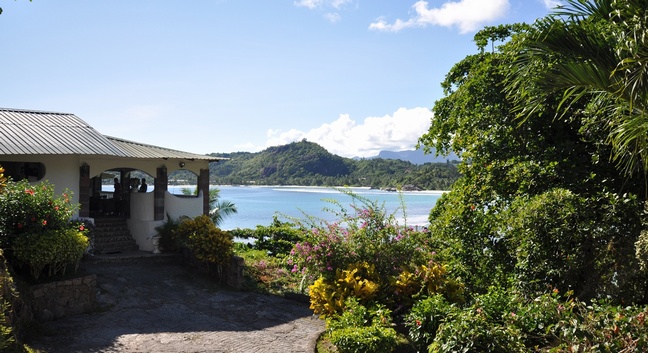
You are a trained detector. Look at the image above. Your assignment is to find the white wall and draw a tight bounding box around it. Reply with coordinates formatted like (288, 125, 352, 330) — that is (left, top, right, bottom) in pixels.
(164, 191, 204, 220)
(127, 191, 160, 251)
(127, 191, 204, 252)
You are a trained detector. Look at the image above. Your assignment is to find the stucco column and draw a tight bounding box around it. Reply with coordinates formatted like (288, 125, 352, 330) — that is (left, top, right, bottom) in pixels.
(198, 168, 210, 216)
(154, 166, 168, 221)
(79, 165, 90, 218)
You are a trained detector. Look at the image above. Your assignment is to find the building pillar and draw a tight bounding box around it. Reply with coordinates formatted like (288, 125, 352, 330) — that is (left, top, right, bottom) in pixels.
(79, 165, 90, 218)
(154, 166, 167, 221)
(198, 168, 210, 216)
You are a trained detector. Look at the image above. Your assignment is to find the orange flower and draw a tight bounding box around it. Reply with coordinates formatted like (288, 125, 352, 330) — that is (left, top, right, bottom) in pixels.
(24, 189, 34, 196)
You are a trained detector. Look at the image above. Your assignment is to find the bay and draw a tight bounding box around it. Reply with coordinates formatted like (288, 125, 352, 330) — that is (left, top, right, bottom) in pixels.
(175, 186, 444, 230)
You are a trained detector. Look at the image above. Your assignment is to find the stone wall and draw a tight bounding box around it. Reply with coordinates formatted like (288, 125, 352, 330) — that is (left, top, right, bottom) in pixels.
(28, 274, 97, 322)
(227, 255, 244, 289)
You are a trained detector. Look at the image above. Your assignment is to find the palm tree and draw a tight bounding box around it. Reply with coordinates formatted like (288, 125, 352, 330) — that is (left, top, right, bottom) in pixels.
(510, 0, 648, 175)
(181, 187, 238, 227)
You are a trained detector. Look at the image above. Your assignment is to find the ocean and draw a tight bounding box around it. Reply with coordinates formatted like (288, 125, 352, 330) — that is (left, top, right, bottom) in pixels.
(109, 184, 444, 230)
(191, 185, 443, 230)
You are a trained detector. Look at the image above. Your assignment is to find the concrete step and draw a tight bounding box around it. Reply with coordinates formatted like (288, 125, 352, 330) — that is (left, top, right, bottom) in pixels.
(92, 217, 139, 254)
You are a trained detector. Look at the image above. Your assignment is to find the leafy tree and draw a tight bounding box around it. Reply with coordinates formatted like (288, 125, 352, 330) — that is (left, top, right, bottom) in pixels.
(510, 0, 648, 175)
(419, 23, 647, 302)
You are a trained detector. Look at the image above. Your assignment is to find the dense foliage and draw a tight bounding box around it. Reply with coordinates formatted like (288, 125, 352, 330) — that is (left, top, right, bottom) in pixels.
(418, 20, 647, 302)
(0, 179, 90, 281)
(286, 191, 465, 351)
(289, 1, 648, 351)
(161, 215, 234, 278)
(206, 140, 460, 190)
(229, 221, 306, 294)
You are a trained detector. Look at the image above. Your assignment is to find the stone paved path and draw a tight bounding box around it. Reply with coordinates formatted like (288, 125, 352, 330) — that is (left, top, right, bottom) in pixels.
(28, 261, 325, 353)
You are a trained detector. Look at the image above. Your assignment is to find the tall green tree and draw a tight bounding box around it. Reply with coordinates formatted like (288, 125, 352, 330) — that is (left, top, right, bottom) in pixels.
(419, 23, 647, 303)
(510, 0, 648, 175)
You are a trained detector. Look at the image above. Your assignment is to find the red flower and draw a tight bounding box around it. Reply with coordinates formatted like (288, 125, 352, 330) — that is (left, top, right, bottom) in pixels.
(42, 220, 47, 226)
(79, 225, 85, 231)
(416, 320, 422, 327)
(54, 206, 59, 211)
(25, 189, 34, 196)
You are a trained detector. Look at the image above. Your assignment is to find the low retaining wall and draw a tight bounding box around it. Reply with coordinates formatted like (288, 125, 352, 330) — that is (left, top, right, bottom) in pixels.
(28, 274, 97, 322)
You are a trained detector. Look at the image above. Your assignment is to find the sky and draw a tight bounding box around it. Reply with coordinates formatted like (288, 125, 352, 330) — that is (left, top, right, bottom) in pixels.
(1, 0, 559, 158)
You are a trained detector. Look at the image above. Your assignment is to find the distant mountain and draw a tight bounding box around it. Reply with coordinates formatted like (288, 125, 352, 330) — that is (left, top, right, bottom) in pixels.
(371, 149, 459, 165)
(206, 140, 461, 190)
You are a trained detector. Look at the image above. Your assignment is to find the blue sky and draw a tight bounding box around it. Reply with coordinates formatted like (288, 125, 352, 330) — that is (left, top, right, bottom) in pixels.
(1, 0, 558, 158)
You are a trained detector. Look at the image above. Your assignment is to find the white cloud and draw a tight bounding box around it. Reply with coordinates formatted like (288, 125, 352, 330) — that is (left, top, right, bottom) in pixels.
(542, 0, 562, 9)
(233, 142, 263, 152)
(370, 0, 510, 34)
(295, 0, 353, 22)
(294, 0, 321, 9)
(294, 0, 352, 10)
(324, 12, 342, 23)
(265, 107, 433, 158)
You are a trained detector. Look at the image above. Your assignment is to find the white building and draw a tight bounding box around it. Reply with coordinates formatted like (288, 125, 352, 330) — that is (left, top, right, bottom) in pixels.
(0, 108, 227, 252)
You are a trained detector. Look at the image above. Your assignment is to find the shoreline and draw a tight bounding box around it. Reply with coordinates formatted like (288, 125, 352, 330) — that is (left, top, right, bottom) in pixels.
(168, 184, 449, 194)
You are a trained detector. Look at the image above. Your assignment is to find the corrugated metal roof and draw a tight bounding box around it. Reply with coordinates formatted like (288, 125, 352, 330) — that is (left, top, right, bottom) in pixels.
(0, 108, 127, 156)
(106, 136, 225, 161)
(0, 108, 227, 162)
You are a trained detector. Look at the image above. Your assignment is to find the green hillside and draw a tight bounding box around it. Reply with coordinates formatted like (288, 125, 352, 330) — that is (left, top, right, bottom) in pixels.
(207, 140, 460, 190)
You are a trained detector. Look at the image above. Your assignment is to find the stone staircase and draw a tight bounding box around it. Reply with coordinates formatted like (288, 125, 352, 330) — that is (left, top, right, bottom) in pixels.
(91, 217, 139, 254)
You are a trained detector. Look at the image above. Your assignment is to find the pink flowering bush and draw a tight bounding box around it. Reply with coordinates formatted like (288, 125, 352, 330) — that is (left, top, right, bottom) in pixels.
(288, 190, 435, 283)
(287, 190, 463, 322)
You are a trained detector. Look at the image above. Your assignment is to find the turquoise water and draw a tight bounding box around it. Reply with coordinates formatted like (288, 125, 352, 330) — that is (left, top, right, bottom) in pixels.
(198, 186, 443, 230)
(105, 185, 443, 230)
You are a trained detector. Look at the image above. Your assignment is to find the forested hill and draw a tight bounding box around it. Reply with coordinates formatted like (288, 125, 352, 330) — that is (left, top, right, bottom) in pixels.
(207, 140, 460, 190)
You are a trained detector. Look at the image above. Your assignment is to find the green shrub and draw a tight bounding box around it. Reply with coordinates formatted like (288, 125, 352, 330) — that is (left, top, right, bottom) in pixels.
(326, 298, 398, 353)
(405, 294, 456, 353)
(0, 249, 34, 353)
(548, 300, 648, 352)
(12, 228, 88, 280)
(329, 325, 398, 353)
(155, 214, 182, 253)
(506, 189, 644, 302)
(430, 308, 526, 353)
(252, 217, 303, 256)
(636, 229, 648, 272)
(176, 215, 233, 275)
